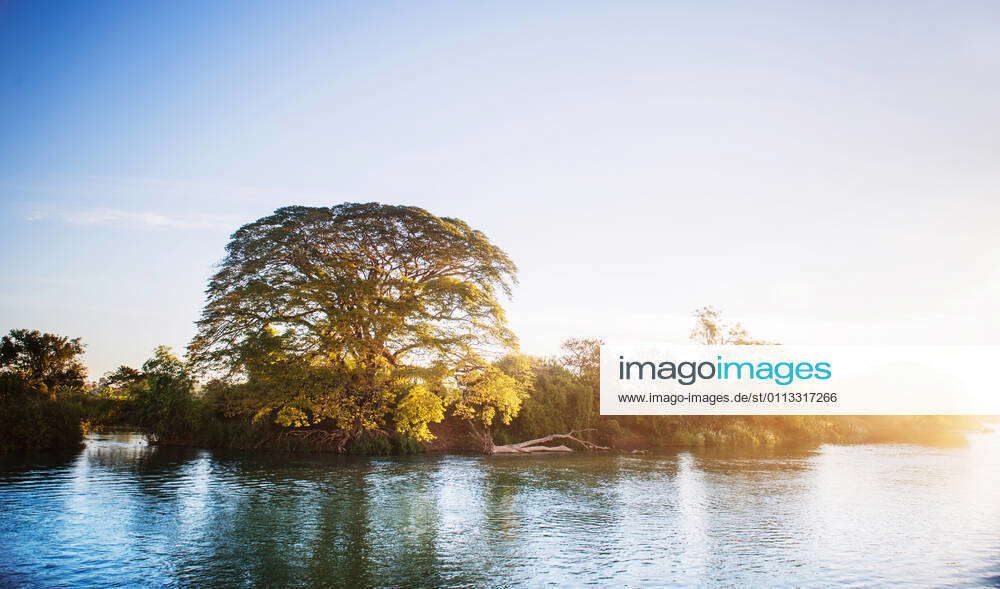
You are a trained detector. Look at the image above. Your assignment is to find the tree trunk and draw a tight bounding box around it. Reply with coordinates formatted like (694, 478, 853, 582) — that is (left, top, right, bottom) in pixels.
(489, 429, 611, 455)
(467, 421, 495, 454)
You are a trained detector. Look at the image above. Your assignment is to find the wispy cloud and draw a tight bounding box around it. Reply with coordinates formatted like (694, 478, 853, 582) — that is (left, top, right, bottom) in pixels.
(5, 174, 340, 231)
(26, 207, 238, 230)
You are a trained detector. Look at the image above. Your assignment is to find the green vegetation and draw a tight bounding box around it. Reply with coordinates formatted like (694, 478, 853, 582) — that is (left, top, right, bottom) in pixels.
(496, 337, 977, 451)
(0, 330, 93, 451)
(0, 204, 983, 454)
(186, 203, 526, 452)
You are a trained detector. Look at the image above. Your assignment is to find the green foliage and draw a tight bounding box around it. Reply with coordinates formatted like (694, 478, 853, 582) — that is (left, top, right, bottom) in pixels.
(497, 360, 593, 444)
(0, 329, 87, 394)
(0, 394, 90, 452)
(188, 203, 519, 443)
(3, 277, 978, 455)
(451, 354, 532, 428)
(347, 431, 425, 455)
(117, 346, 201, 442)
(0, 330, 93, 451)
(0, 376, 92, 452)
(221, 328, 398, 433)
(394, 385, 445, 442)
(559, 337, 602, 389)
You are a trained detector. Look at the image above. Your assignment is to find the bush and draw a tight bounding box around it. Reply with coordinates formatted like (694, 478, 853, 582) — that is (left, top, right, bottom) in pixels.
(497, 361, 594, 445)
(0, 389, 90, 452)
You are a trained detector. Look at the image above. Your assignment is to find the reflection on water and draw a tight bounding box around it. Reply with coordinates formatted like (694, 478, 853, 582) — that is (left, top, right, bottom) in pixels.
(1, 432, 998, 587)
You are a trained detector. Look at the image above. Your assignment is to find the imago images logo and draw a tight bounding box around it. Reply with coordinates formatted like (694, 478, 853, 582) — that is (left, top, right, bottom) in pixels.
(601, 345, 1000, 416)
(617, 355, 832, 386)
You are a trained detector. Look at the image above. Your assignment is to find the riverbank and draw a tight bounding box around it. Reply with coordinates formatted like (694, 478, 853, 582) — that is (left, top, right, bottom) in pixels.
(134, 414, 987, 456)
(2, 383, 987, 456)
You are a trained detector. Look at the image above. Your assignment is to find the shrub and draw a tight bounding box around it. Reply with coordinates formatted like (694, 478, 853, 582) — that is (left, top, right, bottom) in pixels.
(0, 389, 90, 452)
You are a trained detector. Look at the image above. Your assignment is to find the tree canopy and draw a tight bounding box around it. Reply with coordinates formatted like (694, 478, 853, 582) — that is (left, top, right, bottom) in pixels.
(189, 203, 521, 442)
(0, 329, 87, 395)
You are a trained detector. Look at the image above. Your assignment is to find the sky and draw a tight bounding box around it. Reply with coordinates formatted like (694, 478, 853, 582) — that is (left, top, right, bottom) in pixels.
(2, 1, 999, 378)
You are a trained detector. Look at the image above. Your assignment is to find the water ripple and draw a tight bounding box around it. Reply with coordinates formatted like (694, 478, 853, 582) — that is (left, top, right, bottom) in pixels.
(1, 432, 998, 587)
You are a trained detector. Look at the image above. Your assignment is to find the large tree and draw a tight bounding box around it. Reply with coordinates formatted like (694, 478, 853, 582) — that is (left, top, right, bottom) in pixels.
(189, 203, 521, 446)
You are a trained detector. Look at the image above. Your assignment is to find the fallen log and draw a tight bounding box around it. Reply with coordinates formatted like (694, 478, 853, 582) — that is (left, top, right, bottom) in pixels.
(490, 429, 611, 454)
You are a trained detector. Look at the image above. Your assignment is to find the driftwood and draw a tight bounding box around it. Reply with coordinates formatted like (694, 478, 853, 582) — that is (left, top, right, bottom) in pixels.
(491, 429, 611, 454)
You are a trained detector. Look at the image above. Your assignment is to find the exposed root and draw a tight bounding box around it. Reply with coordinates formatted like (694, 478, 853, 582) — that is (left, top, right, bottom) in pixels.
(280, 428, 352, 453)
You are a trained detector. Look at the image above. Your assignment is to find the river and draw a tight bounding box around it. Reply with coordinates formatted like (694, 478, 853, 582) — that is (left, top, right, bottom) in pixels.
(1, 431, 998, 587)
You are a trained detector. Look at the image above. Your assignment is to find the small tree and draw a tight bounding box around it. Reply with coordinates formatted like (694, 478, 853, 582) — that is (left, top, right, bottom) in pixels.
(559, 337, 603, 413)
(122, 346, 200, 442)
(560, 338, 602, 386)
(451, 354, 532, 452)
(689, 306, 774, 345)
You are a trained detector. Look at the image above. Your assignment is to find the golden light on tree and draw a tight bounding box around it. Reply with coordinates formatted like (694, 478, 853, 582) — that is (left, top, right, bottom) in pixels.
(189, 202, 522, 449)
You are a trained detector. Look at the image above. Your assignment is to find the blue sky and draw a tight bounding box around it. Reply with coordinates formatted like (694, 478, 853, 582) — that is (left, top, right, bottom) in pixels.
(2, 1, 999, 378)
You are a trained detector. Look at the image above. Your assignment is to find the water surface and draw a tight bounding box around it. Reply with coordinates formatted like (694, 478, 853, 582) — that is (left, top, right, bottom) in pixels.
(1, 432, 998, 587)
